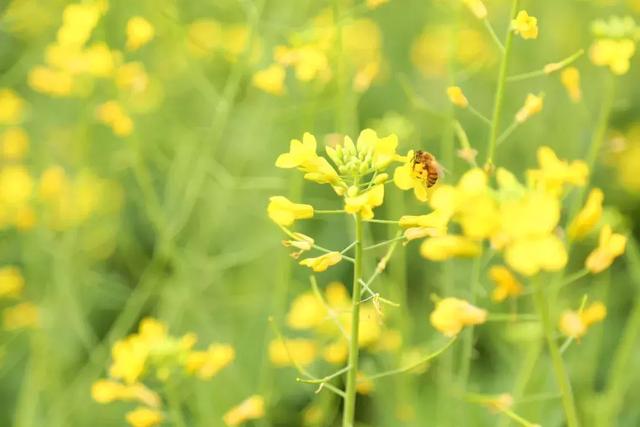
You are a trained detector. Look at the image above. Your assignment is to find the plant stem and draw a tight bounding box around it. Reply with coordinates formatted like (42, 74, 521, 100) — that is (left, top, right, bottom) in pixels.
(342, 213, 363, 427)
(485, 0, 520, 169)
(533, 283, 580, 427)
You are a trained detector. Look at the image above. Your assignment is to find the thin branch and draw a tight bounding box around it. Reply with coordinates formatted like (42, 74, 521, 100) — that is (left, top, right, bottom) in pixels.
(507, 49, 585, 82)
(310, 276, 349, 340)
(297, 365, 351, 384)
(483, 18, 505, 53)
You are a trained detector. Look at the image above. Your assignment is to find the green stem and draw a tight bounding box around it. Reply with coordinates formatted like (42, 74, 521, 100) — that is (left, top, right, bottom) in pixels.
(458, 255, 483, 392)
(483, 18, 505, 53)
(533, 284, 580, 427)
(507, 49, 584, 82)
(485, 0, 520, 169)
(342, 213, 363, 427)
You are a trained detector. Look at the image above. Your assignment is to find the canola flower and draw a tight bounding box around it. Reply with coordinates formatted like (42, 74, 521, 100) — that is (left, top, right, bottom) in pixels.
(512, 11, 539, 40)
(559, 301, 607, 339)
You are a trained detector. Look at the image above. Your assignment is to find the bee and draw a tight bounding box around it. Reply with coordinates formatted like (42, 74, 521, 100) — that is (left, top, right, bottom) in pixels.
(411, 150, 442, 188)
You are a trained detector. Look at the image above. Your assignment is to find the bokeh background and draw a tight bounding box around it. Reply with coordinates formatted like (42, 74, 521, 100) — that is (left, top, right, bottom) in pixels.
(1, 0, 640, 426)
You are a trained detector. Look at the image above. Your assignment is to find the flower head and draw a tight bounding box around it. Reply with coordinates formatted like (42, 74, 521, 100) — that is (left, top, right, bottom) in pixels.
(560, 67, 582, 103)
(512, 10, 538, 40)
(559, 301, 607, 339)
(299, 252, 342, 272)
(393, 150, 435, 202)
(447, 86, 468, 108)
(527, 146, 588, 196)
(590, 38, 635, 75)
(568, 188, 603, 240)
(252, 64, 286, 95)
(125, 407, 163, 427)
(420, 235, 481, 261)
(267, 196, 314, 226)
(223, 395, 265, 426)
(344, 185, 384, 219)
(276, 133, 340, 185)
(430, 297, 487, 337)
(515, 93, 543, 123)
(185, 344, 235, 379)
(269, 338, 317, 366)
(489, 266, 523, 302)
(126, 17, 155, 51)
(586, 225, 627, 273)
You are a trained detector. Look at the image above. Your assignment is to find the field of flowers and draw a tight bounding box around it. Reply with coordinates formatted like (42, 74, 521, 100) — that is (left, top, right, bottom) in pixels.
(1, 0, 640, 426)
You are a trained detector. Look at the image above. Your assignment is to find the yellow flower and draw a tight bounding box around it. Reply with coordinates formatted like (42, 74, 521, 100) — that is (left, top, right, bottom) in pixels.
(267, 196, 314, 226)
(84, 42, 118, 77)
(504, 235, 568, 276)
(559, 301, 606, 339)
(420, 235, 481, 261)
(462, 0, 487, 19)
(275, 45, 330, 82)
(125, 407, 163, 427)
(299, 252, 342, 272)
(268, 338, 317, 366)
(28, 66, 74, 97)
(344, 185, 384, 219)
(560, 67, 581, 103)
(366, 0, 389, 9)
(515, 93, 543, 123)
(91, 380, 161, 408)
(322, 340, 349, 364)
(96, 101, 134, 137)
(223, 395, 265, 426)
(0, 89, 26, 124)
(489, 266, 523, 302)
(3, 302, 38, 330)
(585, 225, 627, 274)
(430, 297, 487, 337)
(568, 188, 603, 240)
(590, 38, 635, 75)
(286, 292, 325, 330)
(393, 150, 431, 202)
(0, 165, 33, 205)
(185, 344, 235, 379)
(0, 128, 29, 160)
(252, 64, 286, 96)
(0, 267, 24, 298)
(356, 371, 375, 395)
(399, 209, 449, 238)
(116, 63, 149, 94)
(57, 2, 103, 47)
(447, 86, 468, 108)
(126, 17, 155, 51)
(512, 10, 538, 40)
(528, 146, 588, 196)
(275, 133, 340, 185)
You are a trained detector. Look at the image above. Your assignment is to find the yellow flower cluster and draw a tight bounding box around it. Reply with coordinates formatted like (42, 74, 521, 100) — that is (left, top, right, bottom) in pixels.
(430, 297, 487, 337)
(252, 9, 383, 95)
(186, 19, 262, 63)
(0, 266, 39, 331)
(559, 301, 607, 339)
(590, 38, 636, 75)
(93, 317, 235, 427)
(270, 282, 401, 368)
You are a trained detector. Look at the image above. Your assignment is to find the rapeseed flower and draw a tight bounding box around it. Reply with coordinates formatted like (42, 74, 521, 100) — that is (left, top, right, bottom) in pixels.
(559, 301, 607, 339)
(252, 64, 286, 95)
(489, 266, 523, 302)
(560, 67, 582, 102)
(515, 93, 543, 123)
(590, 38, 635, 75)
(430, 297, 487, 337)
(344, 185, 384, 219)
(0, 165, 33, 206)
(0, 267, 25, 298)
(447, 86, 469, 108)
(223, 395, 265, 426)
(28, 66, 74, 97)
(585, 225, 627, 273)
(276, 133, 340, 185)
(527, 146, 588, 196)
(91, 380, 160, 407)
(0, 128, 29, 160)
(267, 196, 314, 226)
(299, 252, 342, 272)
(568, 188, 604, 240)
(125, 407, 163, 427)
(126, 17, 155, 51)
(512, 11, 539, 40)
(393, 150, 433, 201)
(0, 89, 25, 124)
(420, 235, 481, 261)
(185, 344, 235, 379)
(268, 338, 317, 366)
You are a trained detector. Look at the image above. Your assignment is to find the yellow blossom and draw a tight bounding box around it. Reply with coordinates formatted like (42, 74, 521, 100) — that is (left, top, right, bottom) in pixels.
(568, 188, 603, 240)
(586, 225, 627, 274)
(3, 302, 38, 330)
(275, 45, 330, 83)
(344, 185, 384, 219)
(185, 344, 235, 379)
(0, 89, 26, 124)
(420, 235, 481, 261)
(116, 62, 149, 94)
(57, 2, 103, 47)
(489, 266, 523, 302)
(0, 165, 33, 205)
(85, 42, 118, 77)
(528, 146, 588, 196)
(126, 17, 155, 51)
(223, 395, 265, 426)
(559, 301, 607, 339)
(560, 67, 582, 103)
(447, 86, 468, 108)
(399, 210, 449, 234)
(252, 64, 286, 95)
(430, 297, 487, 337)
(28, 66, 74, 97)
(96, 101, 134, 137)
(125, 407, 163, 427)
(267, 196, 314, 226)
(286, 292, 325, 330)
(299, 252, 342, 272)
(268, 338, 317, 366)
(515, 93, 543, 123)
(393, 150, 430, 201)
(276, 133, 340, 185)
(323, 340, 348, 364)
(91, 380, 161, 408)
(0, 267, 25, 298)
(512, 10, 538, 40)
(39, 166, 68, 201)
(0, 128, 29, 160)
(590, 38, 635, 75)
(463, 0, 487, 19)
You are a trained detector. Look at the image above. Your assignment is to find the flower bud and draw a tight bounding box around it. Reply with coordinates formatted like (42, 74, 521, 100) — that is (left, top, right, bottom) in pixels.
(373, 173, 389, 185)
(347, 186, 359, 197)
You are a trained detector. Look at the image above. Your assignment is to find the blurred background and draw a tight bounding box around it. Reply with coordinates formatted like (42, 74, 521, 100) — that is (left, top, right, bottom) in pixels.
(0, 0, 639, 426)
